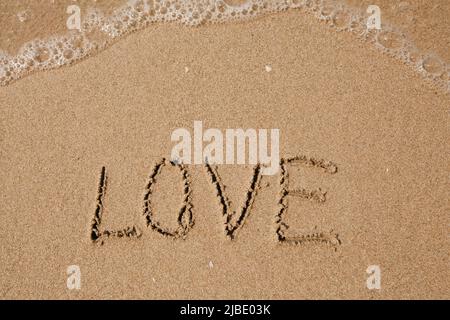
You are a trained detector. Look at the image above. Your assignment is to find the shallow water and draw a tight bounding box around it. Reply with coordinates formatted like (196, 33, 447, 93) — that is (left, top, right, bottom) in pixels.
(0, 0, 449, 92)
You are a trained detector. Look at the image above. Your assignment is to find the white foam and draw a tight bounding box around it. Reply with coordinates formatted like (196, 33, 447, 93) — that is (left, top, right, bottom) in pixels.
(1, 0, 448, 93)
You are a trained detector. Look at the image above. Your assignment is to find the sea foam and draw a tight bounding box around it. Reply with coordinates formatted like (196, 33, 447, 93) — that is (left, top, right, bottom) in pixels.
(0, 0, 448, 93)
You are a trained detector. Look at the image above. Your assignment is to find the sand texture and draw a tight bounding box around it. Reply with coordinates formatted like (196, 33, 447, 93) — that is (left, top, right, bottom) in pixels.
(0, 1, 449, 299)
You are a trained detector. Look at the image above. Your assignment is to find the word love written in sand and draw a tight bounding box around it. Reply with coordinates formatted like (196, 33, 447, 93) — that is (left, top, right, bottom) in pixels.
(90, 155, 341, 249)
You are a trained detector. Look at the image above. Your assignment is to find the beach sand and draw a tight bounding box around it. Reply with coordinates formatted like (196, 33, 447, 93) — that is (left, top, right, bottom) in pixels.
(0, 1, 449, 299)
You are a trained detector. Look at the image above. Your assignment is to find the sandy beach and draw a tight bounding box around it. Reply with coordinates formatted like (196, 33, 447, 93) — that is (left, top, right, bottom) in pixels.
(0, 1, 449, 299)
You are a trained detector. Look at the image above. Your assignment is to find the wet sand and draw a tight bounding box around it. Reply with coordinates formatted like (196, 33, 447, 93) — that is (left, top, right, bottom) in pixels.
(0, 2, 449, 299)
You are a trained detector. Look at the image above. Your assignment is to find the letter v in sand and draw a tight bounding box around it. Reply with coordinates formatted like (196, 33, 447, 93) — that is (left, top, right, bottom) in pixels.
(204, 161, 262, 240)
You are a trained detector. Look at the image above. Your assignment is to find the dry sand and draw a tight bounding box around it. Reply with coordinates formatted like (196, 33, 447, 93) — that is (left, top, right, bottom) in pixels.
(0, 1, 449, 299)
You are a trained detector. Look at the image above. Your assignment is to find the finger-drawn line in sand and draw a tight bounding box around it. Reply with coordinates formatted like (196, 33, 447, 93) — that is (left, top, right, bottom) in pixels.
(276, 156, 341, 250)
(286, 155, 338, 174)
(281, 226, 341, 247)
(90, 166, 142, 245)
(205, 162, 262, 240)
(143, 158, 194, 239)
(90, 155, 341, 249)
(287, 188, 327, 203)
